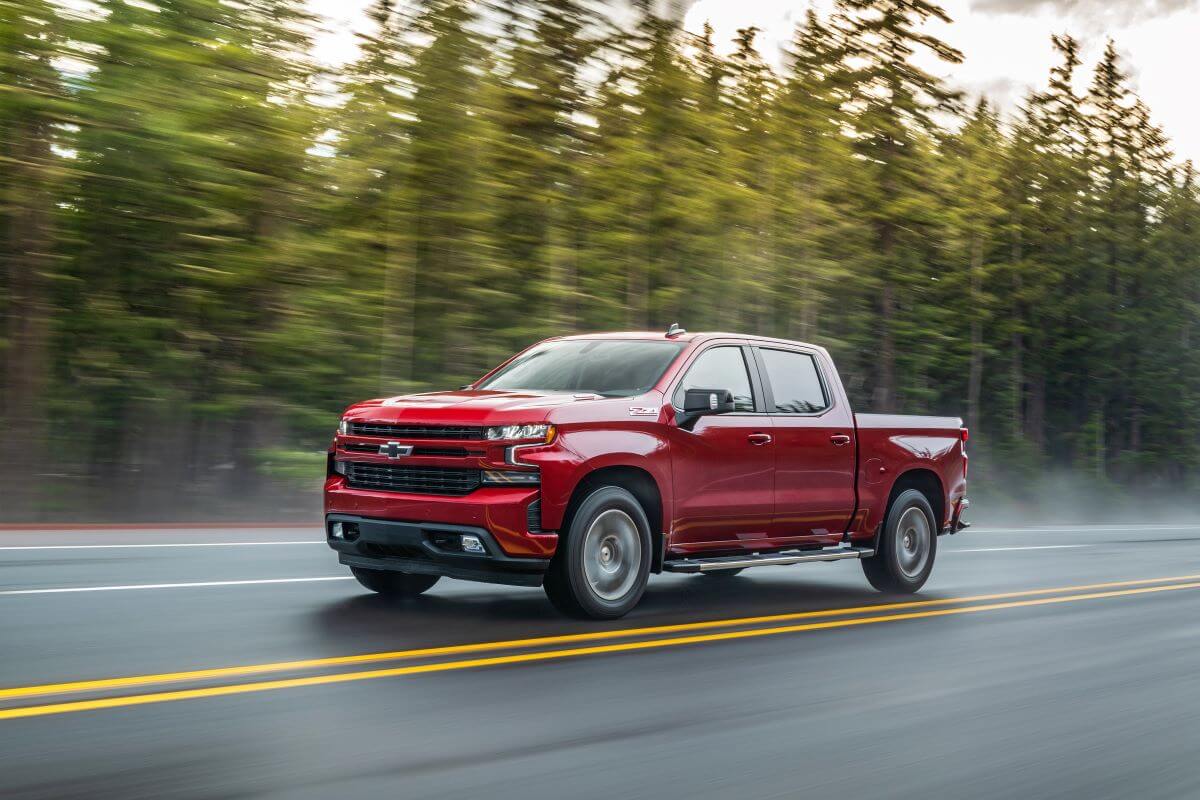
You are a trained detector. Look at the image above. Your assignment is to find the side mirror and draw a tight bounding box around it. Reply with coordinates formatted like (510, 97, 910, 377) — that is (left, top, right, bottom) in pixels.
(676, 388, 735, 430)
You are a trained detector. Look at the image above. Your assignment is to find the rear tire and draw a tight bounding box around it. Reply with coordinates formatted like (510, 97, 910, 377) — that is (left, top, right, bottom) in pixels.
(862, 488, 937, 594)
(544, 486, 652, 619)
(351, 567, 440, 597)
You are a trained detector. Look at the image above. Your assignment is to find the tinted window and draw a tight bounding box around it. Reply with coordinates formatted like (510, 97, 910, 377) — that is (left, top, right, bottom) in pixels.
(674, 347, 754, 412)
(759, 349, 828, 413)
(478, 340, 684, 397)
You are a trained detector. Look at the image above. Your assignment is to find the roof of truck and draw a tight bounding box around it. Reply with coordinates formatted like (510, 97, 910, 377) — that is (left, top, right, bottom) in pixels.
(554, 330, 825, 351)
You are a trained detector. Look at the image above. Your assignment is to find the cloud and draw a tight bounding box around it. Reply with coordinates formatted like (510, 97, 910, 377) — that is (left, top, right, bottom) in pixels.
(970, 0, 1199, 27)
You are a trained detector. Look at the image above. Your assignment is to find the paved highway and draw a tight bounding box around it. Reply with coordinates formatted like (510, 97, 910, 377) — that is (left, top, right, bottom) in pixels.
(3, 522, 1200, 799)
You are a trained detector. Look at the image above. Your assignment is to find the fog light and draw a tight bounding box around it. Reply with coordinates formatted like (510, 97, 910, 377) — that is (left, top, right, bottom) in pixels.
(330, 522, 344, 539)
(481, 469, 540, 485)
(461, 535, 486, 554)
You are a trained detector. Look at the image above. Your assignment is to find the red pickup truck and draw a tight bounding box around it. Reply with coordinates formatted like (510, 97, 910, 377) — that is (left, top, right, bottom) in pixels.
(325, 328, 969, 618)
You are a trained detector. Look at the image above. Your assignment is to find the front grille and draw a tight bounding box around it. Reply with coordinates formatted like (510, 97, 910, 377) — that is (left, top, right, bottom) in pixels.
(344, 463, 481, 496)
(348, 422, 486, 440)
(340, 443, 473, 457)
(358, 542, 426, 560)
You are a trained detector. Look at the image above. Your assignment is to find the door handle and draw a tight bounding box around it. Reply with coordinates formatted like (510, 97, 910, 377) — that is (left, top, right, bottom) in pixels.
(830, 434, 852, 446)
(747, 433, 773, 446)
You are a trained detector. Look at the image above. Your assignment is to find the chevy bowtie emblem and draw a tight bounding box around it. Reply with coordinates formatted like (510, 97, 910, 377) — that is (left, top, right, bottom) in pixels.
(380, 442, 414, 458)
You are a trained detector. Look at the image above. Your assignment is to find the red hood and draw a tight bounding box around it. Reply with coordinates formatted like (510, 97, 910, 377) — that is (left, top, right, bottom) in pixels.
(343, 389, 614, 426)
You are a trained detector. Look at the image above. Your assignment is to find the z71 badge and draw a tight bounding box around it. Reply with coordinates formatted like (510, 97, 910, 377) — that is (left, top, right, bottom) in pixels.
(628, 406, 659, 417)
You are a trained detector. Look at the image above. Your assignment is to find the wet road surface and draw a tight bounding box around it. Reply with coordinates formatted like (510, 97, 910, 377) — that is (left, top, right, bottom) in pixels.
(3, 523, 1200, 799)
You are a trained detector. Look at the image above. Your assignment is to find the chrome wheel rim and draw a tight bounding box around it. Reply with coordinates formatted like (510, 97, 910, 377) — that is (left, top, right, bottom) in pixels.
(895, 507, 931, 579)
(582, 508, 641, 601)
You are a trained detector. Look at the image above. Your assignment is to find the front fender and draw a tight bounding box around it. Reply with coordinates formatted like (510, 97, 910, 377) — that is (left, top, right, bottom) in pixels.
(517, 427, 672, 534)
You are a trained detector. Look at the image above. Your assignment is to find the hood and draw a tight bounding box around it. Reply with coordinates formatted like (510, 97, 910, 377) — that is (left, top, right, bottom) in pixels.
(343, 389, 608, 425)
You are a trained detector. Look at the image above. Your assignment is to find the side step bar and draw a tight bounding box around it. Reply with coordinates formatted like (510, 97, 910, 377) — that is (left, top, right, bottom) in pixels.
(663, 546, 875, 574)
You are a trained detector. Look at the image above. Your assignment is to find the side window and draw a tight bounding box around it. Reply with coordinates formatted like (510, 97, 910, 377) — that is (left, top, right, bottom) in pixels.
(758, 349, 829, 414)
(673, 347, 755, 412)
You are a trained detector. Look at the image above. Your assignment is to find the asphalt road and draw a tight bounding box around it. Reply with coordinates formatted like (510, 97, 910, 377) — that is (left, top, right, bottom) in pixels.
(3, 522, 1200, 799)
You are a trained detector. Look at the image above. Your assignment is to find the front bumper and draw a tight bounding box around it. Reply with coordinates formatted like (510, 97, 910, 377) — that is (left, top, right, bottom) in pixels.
(326, 513, 551, 587)
(325, 474, 558, 558)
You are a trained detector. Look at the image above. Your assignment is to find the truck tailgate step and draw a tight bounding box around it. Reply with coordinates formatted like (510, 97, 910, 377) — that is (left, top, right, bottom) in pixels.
(662, 546, 875, 573)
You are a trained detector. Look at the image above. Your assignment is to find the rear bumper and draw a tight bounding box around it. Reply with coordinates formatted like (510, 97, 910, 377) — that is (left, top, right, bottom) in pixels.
(326, 513, 550, 587)
(946, 497, 971, 533)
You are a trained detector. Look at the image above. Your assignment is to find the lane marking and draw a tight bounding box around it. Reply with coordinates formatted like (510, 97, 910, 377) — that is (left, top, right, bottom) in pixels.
(4, 579, 1199, 721)
(0, 576, 354, 596)
(0, 542, 323, 551)
(0, 523, 319, 532)
(5, 572, 1200, 703)
(973, 526, 1200, 534)
(950, 545, 1089, 553)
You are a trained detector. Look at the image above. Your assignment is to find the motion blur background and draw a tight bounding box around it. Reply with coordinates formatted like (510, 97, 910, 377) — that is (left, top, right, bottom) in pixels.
(2, 0, 1198, 522)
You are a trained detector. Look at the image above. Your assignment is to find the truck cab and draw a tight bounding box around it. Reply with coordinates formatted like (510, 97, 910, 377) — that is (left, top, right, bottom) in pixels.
(325, 329, 969, 618)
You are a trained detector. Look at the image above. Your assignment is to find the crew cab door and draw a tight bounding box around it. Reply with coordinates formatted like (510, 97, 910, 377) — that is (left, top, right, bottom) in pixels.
(666, 343, 775, 552)
(751, 346, 857, 546)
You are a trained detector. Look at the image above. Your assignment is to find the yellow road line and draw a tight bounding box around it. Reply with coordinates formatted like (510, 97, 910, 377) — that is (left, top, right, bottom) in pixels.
(5, 571, 1200, 703)
(3, 579, 1199, 721)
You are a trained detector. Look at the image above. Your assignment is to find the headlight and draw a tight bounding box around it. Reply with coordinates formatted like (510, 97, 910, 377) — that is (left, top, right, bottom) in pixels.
(485, 424, 554, 442)
(337, 418, 350, 435)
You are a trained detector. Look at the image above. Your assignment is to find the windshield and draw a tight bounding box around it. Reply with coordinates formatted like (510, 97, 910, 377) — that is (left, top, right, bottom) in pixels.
(477, 340, 685, 398)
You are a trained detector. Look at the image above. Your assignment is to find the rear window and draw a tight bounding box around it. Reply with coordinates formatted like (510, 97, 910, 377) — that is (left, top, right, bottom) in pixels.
(758, 348, 829, 414)
(478, 340, 684, 398)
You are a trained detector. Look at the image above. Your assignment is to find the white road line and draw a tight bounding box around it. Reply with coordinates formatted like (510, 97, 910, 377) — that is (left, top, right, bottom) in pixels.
(972, 526, 1200, 534)
(0, 576, 355, 596)
(950, 544, 1090, 553)
(0, 541, 323, 551)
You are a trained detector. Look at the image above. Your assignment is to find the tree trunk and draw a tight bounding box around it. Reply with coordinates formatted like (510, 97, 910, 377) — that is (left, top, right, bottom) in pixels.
(875, 282, 897, 413)
(1010, 232, 1024, 442)
(1, 119, 53, 518)
(967, 234, 984, 435)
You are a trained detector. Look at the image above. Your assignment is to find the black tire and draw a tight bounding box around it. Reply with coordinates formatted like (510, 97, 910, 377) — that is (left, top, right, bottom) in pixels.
(544, 485, 652, 619)
(861, 488, 938, 594)
(702, 569, 744, 578)
(351, 566, 440, 597)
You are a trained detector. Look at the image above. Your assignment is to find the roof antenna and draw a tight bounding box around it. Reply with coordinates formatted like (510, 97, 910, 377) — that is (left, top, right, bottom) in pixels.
(666, 322, 686, 337)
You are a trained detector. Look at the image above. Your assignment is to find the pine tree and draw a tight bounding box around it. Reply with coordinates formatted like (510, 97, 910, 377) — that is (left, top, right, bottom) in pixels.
(771, 9, 860, 345)
(839, 0, 964, 411)
(943, 99, 1005, 436)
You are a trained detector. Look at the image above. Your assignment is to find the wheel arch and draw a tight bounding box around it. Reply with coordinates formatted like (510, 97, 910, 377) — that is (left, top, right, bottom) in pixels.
(885, 468, 945, 533)
(561, 465, 666, 573)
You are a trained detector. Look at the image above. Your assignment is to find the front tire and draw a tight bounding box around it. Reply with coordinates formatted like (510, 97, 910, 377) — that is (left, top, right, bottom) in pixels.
(351, 567, 440, 597)
(861, 488, 937, 593)
(544, 486, 652, 619)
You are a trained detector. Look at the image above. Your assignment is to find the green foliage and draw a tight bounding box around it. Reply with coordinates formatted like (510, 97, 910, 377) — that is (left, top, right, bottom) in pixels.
(2, 0, 1199, 518)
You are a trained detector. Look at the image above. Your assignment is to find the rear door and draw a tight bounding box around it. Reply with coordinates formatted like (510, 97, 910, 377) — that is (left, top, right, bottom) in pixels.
(752, 346, 856, 546)
(666, 343, 774, 552)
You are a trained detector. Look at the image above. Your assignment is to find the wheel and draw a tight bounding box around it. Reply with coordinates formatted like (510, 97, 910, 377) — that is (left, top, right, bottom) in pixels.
(351, 566, 440, 597)
(861, 488, 937, 593)
(701, 569, 744, 578)
(544, 486, 652, 619)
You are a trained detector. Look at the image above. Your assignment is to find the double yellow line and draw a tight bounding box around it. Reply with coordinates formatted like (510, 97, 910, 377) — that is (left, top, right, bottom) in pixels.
(4, 572, 1200, 721)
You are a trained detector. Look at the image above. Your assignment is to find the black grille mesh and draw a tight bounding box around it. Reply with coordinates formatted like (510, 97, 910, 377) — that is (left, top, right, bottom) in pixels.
(344, 463, 481, 496)
(348, 422, 486, 440)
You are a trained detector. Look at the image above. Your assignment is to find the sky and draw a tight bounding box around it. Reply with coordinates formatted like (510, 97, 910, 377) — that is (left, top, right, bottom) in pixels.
(308, 0, 1200, 162)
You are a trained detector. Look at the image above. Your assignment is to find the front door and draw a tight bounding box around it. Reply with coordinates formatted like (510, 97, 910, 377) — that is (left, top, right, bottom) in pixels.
(667, 344, 775, 552)
(753, 346, 857, 546)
